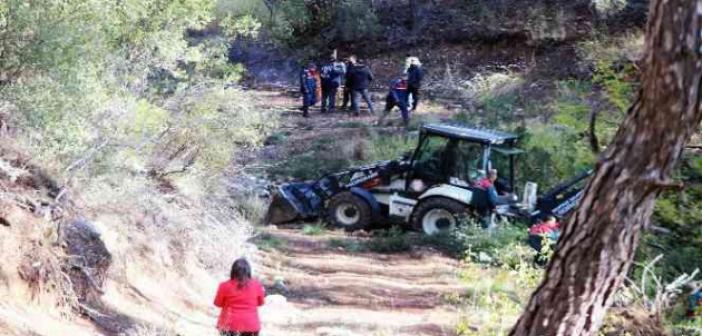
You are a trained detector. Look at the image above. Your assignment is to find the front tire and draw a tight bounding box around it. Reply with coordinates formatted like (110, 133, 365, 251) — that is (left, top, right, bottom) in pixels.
(411, 198, 468, 235)
(326, 191, 372, 231)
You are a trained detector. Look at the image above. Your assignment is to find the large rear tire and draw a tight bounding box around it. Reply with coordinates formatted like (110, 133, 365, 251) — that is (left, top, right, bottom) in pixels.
(326, 191, 372, 231)
(411, 198, 468, 235)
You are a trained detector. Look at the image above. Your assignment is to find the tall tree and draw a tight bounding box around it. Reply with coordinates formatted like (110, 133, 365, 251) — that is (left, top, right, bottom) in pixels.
(510, 0, 702, 335)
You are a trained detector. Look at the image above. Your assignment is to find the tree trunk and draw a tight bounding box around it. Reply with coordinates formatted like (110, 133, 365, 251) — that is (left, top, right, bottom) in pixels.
(510, 0, 702, 335)
(588, 108, 600, 154)
(409, 0, 421, 30)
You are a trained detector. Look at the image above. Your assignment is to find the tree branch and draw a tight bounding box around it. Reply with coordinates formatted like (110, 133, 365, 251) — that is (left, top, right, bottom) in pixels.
(642, 177, 684, 191)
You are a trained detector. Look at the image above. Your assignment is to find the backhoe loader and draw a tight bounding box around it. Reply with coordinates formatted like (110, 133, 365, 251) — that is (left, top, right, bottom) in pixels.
(266, 123, 591, 234)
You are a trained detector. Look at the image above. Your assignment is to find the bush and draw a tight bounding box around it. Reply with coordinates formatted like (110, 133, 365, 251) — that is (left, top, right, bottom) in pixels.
(223, 0, 380, 52)
(253, 233, 287, 251)
(267, 131, 413, 180)
(148, 85, 276, 175)
(234, 195, 269, 225)
(455, 258, 543, 335)
(302, 222, 327, 236)
(328, 238, 365, 253)
(365, 227, 412, 253)
(364, 133, 415, 163)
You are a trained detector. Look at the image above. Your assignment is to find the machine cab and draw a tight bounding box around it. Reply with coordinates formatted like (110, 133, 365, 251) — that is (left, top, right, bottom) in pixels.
(407, 124, 521, 194)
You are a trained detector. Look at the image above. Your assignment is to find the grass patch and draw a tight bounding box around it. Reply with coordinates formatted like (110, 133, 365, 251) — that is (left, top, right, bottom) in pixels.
(302, 222, 327, 236)
(336, 120, 366, 128)
(416, 220, 532, 267)
(264, 132, 288, 145)
(252, 233, 287, 251)
(365, 226, 412, 253)
(233, 195, 268, 225)
(363, 133, 415, 163)
(455, 261, 543, 336)
(328, 238, 365, 253)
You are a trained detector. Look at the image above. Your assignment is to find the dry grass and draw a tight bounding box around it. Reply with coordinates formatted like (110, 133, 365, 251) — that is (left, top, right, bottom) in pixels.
(0, 135, 257, 335)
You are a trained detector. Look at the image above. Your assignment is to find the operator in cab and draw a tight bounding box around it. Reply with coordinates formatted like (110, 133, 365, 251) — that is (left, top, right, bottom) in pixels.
(474, 169, 513, 206)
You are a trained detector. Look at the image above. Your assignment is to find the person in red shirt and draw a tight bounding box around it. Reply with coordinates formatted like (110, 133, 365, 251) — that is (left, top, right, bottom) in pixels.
(214, 258, 265, 336)
(528, 215, 561, 266)
(475, 170, 496, 190)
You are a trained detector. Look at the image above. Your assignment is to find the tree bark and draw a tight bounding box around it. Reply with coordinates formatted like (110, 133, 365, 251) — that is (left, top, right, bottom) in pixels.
(510, 0, 702, 335)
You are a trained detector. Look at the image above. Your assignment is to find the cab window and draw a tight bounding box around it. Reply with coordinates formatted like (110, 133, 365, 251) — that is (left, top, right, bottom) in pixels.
(451, 140, 485, 184)
(412, 135, 451, 184)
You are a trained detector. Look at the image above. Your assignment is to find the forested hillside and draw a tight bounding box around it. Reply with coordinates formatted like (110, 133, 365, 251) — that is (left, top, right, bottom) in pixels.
(0, 1, 700, 336)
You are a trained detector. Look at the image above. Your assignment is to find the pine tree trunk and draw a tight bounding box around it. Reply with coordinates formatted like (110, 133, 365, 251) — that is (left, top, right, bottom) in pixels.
(510, 0, 702, 335)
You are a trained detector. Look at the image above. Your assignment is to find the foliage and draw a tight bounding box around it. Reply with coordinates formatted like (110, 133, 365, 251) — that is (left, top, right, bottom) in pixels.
(364, 133, 415, 163)
(234, 195, 269, 225)
(253, 233, 288, 251)
(636, 155, 702, 283)
(518, 123, 595, 188)
(150, 86, 274, 174)
(328, 237, 365, 253)
(0, 0, 277, 183)
(220, 0, 380, 52)
(0, 0, 213, 86)
(267, 132, 413, 180)
(302, 222, 327, 236)
(365, 226, 412, 253)
(592, 59, 637, 114)
(455, 259, 543, 335)
(592, 0, 628, 17)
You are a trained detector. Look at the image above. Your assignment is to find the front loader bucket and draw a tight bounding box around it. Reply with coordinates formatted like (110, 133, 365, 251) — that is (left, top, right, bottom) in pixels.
(265, 192, 299, 224)
(264, 183, 325, 224)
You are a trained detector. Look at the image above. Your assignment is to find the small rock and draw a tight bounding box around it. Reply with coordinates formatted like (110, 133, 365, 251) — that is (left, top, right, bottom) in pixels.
(264, 294, 288, 307)
(316, 327, 361, 336)
(477, 251, 493, 264)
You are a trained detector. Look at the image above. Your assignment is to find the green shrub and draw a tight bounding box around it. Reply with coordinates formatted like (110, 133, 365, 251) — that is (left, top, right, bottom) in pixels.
(3, 0, 269, 181)
(267, 132, 413, 180)
(328, 238, 365, 253)
(419, 219, 534, 268)
(365, 227, 412, 253)
(363, 134, 415, 163)
(302, 222, 327, 236)
(234, 195, 269, 225)
(226, 0, 379, 52)
(519, 123, 595, 189)
(253, 233, 287, 251)
(455, 259, 543, 335)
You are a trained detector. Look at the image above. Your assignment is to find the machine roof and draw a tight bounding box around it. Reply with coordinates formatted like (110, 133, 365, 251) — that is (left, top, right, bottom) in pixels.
(421, 123, 519, 145)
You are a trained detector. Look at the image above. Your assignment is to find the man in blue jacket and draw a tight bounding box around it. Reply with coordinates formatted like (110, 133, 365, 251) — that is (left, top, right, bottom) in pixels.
(320, 56, 346, 114)
(299, 62, 319, 118)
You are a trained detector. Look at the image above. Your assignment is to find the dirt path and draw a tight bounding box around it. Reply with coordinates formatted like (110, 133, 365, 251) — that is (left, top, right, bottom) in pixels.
(241, 90, 467, 336)
(255, 227, 466, 336)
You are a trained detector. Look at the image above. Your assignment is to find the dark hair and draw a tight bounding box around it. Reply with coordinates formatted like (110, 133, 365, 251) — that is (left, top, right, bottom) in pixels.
(230, 257, 252, 288)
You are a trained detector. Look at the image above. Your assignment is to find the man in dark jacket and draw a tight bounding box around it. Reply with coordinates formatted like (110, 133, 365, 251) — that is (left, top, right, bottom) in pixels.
(346, 56, 375, 116)
(320, 56, 346, 113)
(406, 57, 424, 111)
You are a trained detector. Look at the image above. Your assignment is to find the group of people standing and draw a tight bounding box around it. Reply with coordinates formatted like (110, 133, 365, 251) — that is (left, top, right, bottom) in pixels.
(299, 54, 425, 128)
